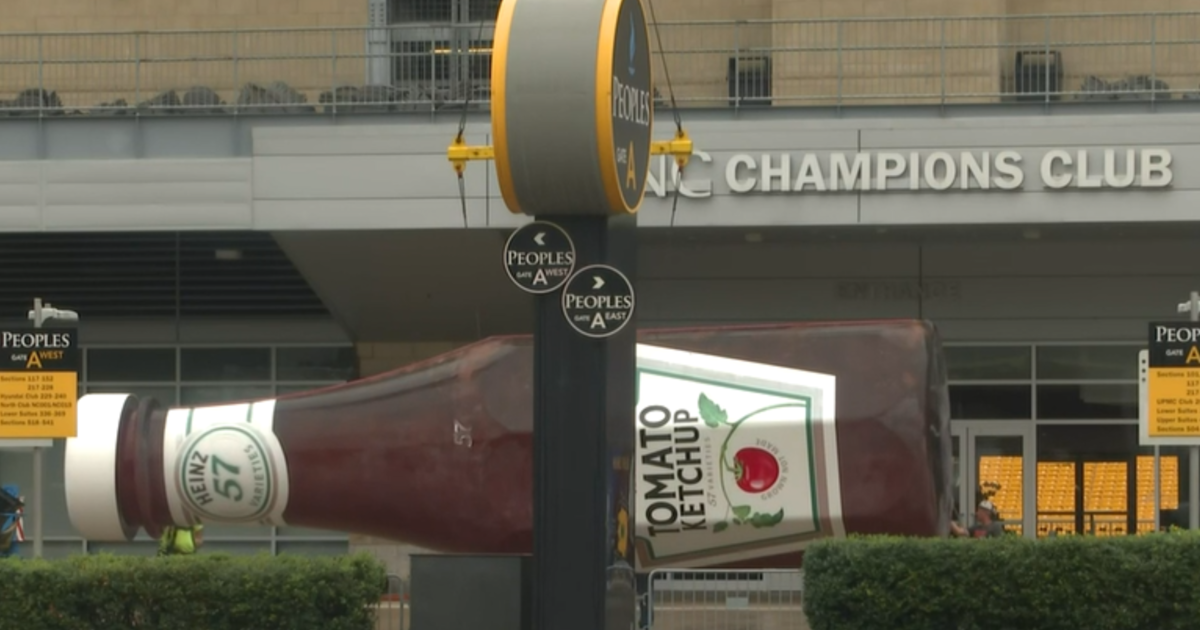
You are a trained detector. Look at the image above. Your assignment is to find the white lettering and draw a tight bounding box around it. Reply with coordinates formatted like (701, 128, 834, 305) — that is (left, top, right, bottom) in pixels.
(611, 76, 651, 127)
(637, 148, 1174, 200)
(564, 294, 635, 310)
(1141, 148, 1173, 187)
(960, 152, 989, 190)
(1075, 150, 1103, 188)
(647, 150, 714, 198)
(993, 151, 1024, 190)
(793, 154, 826, 191)
(875, 153, 905, 190)
(1103, 148, 1135, 189)
(1041, 150, 1073, 189)
(506, 251, 575, 267)
(923, 152, 956, 191)
(726, 155, 757, 193)
(761, 154, 790, 192)
(1, 332, 72, 349)
(1156, 325, 1200, 343)
(830, 153, 871, 191)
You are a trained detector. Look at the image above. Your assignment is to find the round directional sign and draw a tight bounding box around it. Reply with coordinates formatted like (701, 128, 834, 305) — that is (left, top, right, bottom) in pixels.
(492, 0, 653, 216)
(561, 264, 635, 339)
(503, 221, 577, 294)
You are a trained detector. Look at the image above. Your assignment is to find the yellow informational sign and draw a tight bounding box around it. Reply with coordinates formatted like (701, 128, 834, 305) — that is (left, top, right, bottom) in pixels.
(0, 327, 80, 439)
(0, 371, 78, 438)
(1146, 366, 1200, 438)
(1142, 322, 1200, 444)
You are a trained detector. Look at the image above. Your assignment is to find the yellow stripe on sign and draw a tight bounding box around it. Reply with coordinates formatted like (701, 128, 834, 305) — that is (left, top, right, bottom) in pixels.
(491, 0, 523, 215)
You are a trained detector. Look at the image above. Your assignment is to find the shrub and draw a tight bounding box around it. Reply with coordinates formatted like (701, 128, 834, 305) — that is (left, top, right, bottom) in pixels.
(0, 552, 387, 630)
(803, 532, 1200, 630)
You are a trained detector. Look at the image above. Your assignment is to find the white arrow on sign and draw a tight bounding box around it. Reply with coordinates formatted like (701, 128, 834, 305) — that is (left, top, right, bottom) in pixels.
(533, 232, 546, 246)
(593, 275, 605, 290)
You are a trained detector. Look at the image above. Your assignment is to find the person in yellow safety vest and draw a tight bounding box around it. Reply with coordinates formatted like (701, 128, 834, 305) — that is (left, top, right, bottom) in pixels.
(157, 523, 204, 556)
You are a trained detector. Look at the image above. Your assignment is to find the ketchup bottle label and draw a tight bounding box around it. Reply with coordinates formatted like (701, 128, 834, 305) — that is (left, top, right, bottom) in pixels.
(162, 400, 291, 527)
(633, 345, 843, 569)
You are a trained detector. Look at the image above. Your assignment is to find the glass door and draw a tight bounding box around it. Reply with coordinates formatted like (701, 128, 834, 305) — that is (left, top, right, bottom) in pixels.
(1036, 425, 1142, 537)
(951, 421, 1035, 538)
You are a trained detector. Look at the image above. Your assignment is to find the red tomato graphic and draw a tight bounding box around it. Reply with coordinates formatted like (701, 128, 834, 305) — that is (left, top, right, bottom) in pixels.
(734, 447, 780, 494)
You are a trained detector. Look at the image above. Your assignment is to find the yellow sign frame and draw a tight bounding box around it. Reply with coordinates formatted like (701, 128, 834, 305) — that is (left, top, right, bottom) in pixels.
(1140, 350, 1200, 445)
(0, 370, 79, 438)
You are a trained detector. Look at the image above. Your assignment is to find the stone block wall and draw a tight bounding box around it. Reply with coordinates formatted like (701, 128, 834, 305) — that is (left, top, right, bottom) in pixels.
(769, 0, 1006, 106)
(1006, 0, 1200, 99)
(0, 0, 369, 110)
(4, 0, 1200, 110)
(648, 0, 772, 107)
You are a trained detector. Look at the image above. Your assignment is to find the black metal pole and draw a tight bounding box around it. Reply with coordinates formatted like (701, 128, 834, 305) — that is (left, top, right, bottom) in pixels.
(532, 213, 637, 630)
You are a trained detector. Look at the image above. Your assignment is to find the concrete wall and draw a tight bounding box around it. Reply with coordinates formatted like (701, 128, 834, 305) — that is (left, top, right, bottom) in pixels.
(247, 115, 1200, 231)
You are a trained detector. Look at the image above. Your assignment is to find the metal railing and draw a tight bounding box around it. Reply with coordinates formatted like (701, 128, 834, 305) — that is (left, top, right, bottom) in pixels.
(370, 573, 408, 630)
(3, 12, 1200, 115)
(647, 569, 807, 630)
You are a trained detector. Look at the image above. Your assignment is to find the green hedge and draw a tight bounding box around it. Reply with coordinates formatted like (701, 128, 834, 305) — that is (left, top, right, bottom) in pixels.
(803, 532, 1200, 630)
(0, 552, 387, 630)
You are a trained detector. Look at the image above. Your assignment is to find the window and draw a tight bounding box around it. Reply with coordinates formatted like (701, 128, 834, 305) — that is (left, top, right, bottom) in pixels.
(180, 348, 271, 382)
(1036, 384, 1138, 420)
(945, 346, 1031, 381)
(467, 39, 493, 82)
(87, 348, 177, 382)
(728, 56, 771, 107)
(389, 0, 500, 23)
(395, 40, 450, 83)
(391, 0, 453, 22)
(1037, 345, 1140, 381)
(180, 385, 274, 406)
(950, 385, 1031, 420)
(948, 344, 1142, 421)
(276, 347, 357, 382)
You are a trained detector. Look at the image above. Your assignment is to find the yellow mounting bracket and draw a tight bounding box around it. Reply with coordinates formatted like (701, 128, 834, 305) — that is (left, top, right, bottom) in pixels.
(649, 128, 694, 171)
(447, 135, 495, 176)
(447, 127, 694, 175)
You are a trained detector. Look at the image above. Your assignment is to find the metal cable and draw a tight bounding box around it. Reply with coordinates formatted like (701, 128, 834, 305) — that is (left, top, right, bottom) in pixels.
(455, 19, 489, 228)
(645, 0, 685, 227)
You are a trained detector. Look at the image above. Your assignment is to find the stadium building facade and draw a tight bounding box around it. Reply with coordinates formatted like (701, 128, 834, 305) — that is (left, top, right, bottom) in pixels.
(1, 0, 1198, 577)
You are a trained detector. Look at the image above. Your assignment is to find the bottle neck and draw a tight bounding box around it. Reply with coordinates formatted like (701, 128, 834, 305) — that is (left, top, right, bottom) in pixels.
(114, 398, 171, 538)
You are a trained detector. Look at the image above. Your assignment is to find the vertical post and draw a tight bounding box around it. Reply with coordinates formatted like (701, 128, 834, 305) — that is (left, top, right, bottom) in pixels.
(134, 33, 142, 107)
(331, 30, 339, 115)
(31, 297, 44, 559)
(835, 21, 843, 107)
(36, 35, 44, 107)
(231, 32, 239, 114)
(532, 214, 636, 630)
(1154, 444, 1161, 531)
(1191, 291, 1200, 530)
(938, 18, 946, 105)
(1150, 15, 1157, 105)
(1043, 17, 1050, 106)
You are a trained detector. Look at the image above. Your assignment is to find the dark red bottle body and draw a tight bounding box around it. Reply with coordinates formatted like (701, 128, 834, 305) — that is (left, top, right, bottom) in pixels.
(64, 320, 950, 570)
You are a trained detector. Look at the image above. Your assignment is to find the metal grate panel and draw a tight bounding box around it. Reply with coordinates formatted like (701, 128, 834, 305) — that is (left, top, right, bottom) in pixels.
(0, 232, 328, 318)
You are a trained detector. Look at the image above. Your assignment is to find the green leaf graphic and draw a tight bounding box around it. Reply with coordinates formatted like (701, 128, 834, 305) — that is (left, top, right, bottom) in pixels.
(698, 393, 727, 428)
(733, 505, 752, 520)
(749, 509, 785, 529)
(713, 521, 728, 533)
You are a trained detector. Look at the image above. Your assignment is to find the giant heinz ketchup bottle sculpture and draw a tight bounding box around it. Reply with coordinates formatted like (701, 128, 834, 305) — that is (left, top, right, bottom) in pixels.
(63, 320, 951, 570)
